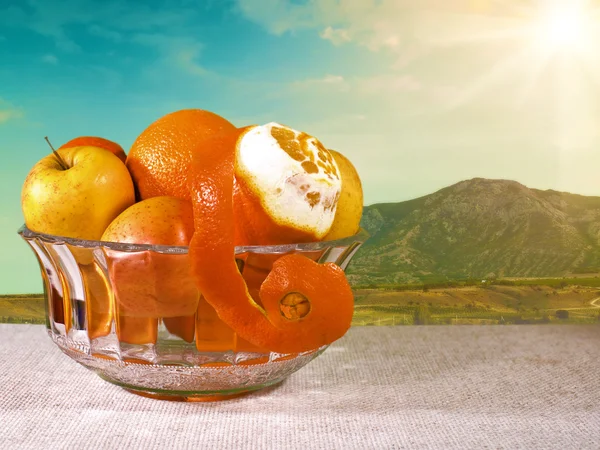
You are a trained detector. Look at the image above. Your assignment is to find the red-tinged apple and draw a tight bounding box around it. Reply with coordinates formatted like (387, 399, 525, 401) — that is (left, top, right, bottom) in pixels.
(59, 136, 127, 163)
(21, 146, 136, 240)
(101, 196, 200, 318)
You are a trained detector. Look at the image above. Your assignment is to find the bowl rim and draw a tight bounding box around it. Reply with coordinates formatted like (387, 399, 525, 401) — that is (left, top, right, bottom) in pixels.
(18, 224, 369, 255)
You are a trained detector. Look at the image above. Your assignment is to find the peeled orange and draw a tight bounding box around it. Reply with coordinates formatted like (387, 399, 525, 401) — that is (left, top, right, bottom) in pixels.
(233, 122, 342, 245)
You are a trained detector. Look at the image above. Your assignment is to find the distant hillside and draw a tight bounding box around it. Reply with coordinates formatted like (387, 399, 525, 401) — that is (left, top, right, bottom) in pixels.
(347, 178, 600, 285)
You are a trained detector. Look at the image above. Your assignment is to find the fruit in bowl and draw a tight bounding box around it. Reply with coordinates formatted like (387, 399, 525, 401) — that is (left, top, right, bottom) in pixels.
(21, 139, 135, 241)
(101, 196, 199, 320)
(19, 109, 367, 401)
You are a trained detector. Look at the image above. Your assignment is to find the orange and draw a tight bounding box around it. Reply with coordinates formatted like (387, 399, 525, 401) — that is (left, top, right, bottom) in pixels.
(188, 128, 355, 354)
(126, 109, 236, 200)
(59, 136, 127, 163)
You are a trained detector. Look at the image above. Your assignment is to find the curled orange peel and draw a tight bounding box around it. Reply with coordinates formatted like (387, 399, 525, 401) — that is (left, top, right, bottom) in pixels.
(188, 128, 354, 354)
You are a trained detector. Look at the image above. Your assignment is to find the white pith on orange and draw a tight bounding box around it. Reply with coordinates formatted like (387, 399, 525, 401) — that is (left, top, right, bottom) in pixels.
(233, 122, 342, 245)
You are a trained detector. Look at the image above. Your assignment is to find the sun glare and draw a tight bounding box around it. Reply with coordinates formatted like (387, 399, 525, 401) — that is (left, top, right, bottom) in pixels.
(440, 0, 600, 134)
(537, 6, 588, 50)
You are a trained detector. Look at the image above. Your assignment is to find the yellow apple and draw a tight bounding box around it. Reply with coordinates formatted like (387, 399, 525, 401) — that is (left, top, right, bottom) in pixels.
(323, 149, 364, 240)
(101, 196, 200, 319)
(21, 146, 135, 240)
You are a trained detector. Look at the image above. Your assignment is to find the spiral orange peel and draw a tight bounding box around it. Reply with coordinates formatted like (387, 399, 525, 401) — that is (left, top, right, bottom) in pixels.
(188, 127, 354, 354)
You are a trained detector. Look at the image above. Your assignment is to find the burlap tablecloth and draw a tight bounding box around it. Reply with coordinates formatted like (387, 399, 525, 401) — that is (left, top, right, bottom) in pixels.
(1, 323, 599, 449)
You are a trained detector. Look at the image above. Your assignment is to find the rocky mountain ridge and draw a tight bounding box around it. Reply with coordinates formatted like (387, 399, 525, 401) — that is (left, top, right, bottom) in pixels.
(347, 178, 600, 285)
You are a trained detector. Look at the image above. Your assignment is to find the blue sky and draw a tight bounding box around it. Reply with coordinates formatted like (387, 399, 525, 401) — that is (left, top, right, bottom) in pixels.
(1, 0, 600, 293)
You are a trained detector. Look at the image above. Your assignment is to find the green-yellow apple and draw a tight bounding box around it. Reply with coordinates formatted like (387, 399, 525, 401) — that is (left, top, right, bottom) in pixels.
(323, 149, 364, 240)
(101, 196, 200, 323)
(21, 146, 135, 240)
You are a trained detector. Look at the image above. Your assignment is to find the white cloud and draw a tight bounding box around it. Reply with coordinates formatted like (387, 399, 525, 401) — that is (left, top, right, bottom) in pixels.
(320, 26, 351, 45)
(235, 0, 406, 49)
(234, 0, 568, 119)
(41, 54, 58, 65)
(0, 111, 21, 123)
(132, 33, 209, 77)
(0, 0, 210, 79)
(321, 74, 345, 84)
(88, 25, 122, 42)
(174, 48, 208, 76)
(0, 99, 23, 124)
(359, 74, 421, 93)
(290, 72, 423, 98)
(3, 1, 209, 78)
(234, 0, 534, 58)
(290, 74, 350, 92)
(0, 0, 195, 53)
(234, 0, 323, 35)
(0, 1, 84, 51)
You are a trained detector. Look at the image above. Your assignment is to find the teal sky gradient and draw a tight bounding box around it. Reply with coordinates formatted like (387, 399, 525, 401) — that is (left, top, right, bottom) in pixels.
(1, 0, 599, 293)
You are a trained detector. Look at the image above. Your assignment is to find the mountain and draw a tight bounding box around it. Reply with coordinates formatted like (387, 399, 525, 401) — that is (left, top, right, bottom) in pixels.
(346, 178, 600, 285)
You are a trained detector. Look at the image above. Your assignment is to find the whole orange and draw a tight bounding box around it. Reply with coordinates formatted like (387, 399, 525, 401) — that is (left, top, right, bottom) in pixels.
(126, 109, 236, 200)
(59, 136, 127, 163)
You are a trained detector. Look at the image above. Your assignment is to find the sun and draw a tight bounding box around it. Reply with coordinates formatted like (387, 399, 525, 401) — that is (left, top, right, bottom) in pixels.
(540, 9, 584, 48)
(438, 0, 600, 114)
(534, 3, 593, 53)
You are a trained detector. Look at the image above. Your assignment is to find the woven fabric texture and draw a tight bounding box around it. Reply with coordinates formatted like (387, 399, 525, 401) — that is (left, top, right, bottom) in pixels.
(1, 324, 599, 449)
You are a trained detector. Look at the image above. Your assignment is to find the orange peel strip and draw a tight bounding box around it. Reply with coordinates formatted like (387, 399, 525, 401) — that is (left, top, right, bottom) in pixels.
(188, 129, 354, 354)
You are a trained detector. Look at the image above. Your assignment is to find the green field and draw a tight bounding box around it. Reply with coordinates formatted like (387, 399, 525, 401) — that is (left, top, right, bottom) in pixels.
(0, 294, 46, 324)
(351, 283, 600, 326)
(3, 279, 600, 327)
(352, 305, 600, 326)
(352, 275, 600, 291)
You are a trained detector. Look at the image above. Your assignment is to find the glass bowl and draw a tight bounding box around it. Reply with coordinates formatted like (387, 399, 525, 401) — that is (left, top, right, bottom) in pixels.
(18, 225, 368, 401)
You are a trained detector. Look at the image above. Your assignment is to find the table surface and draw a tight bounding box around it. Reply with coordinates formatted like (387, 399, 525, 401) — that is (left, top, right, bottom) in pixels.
(1, 324, 599, 450)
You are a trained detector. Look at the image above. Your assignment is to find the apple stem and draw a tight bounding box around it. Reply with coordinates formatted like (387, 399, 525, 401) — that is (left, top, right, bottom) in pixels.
(44, 137, 69, 170)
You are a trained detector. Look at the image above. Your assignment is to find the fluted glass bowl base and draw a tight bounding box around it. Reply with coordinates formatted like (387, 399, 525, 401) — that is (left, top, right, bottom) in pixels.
(120, 387, 271, 402)
(50, 329, 325, 401)
(111, 375, 285, 402)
